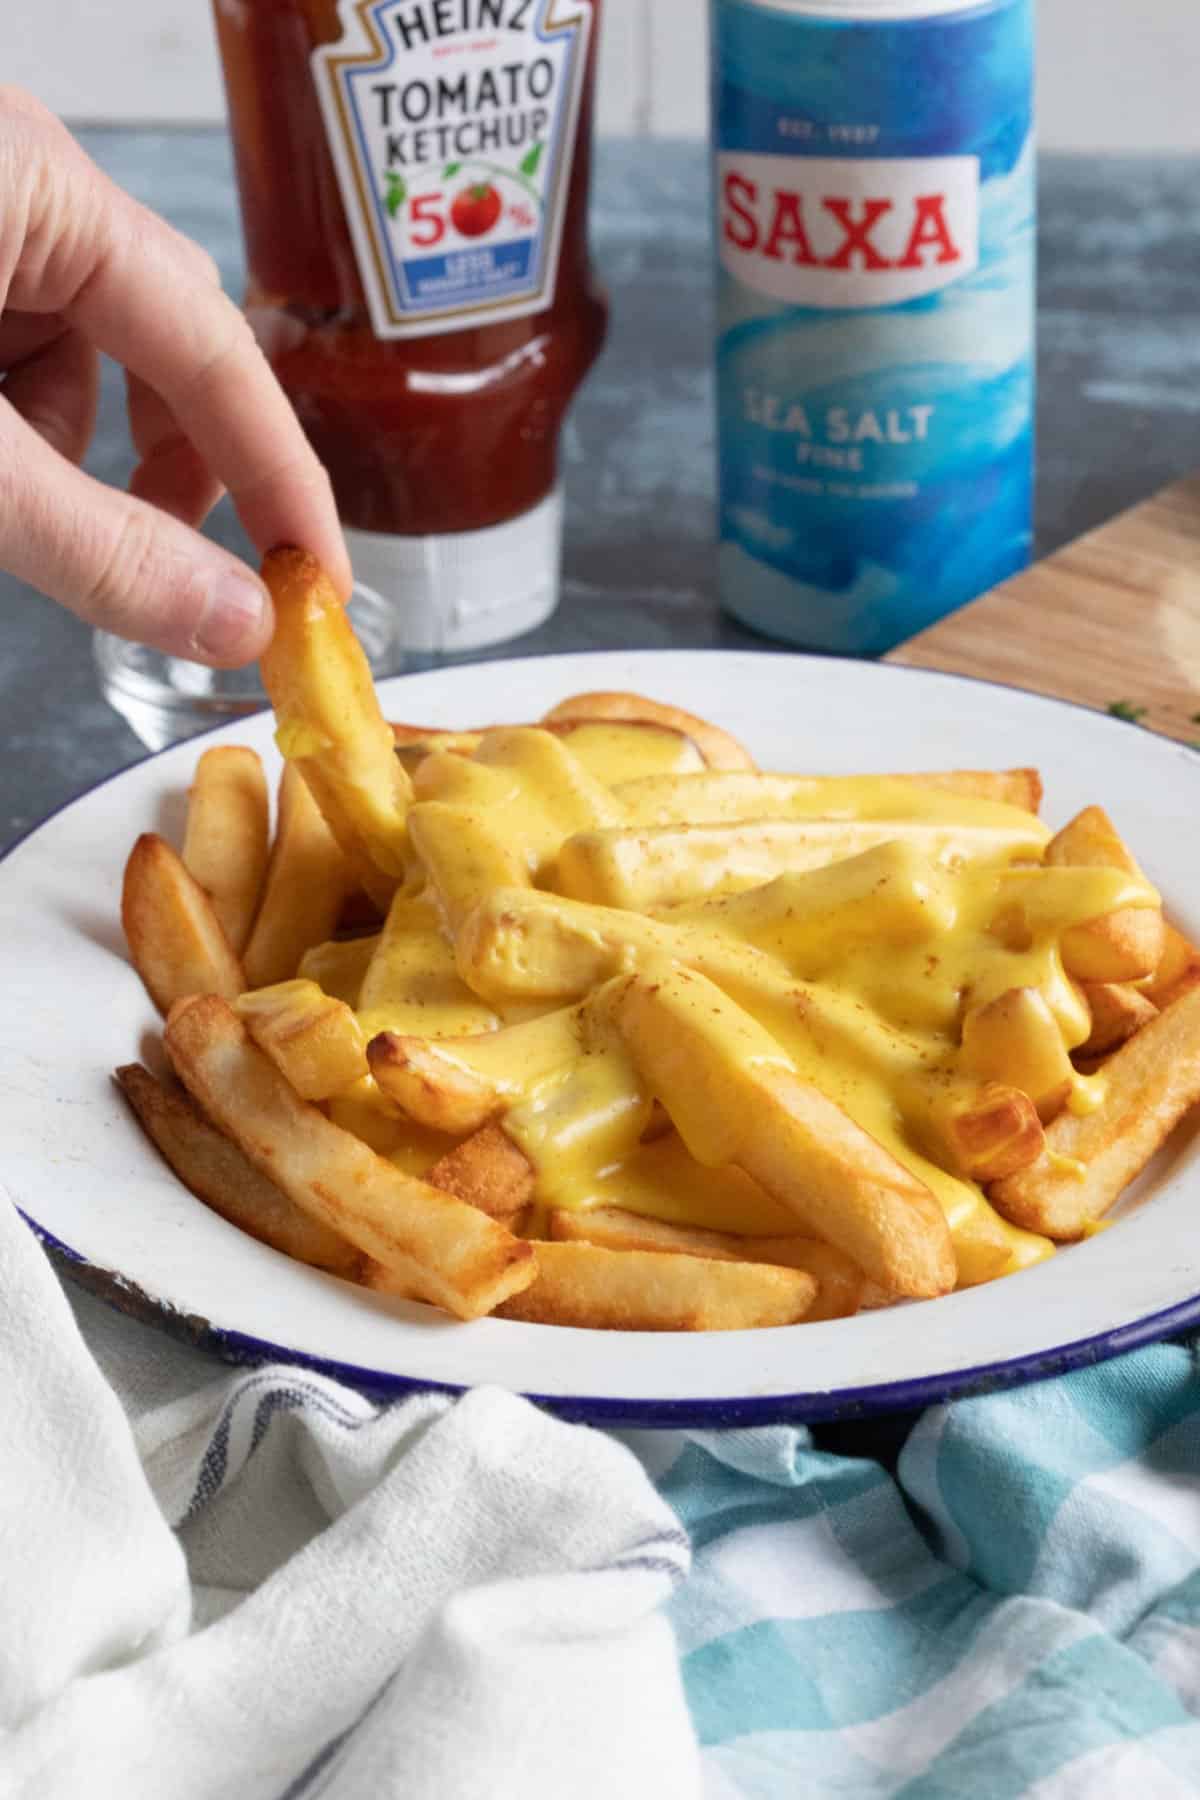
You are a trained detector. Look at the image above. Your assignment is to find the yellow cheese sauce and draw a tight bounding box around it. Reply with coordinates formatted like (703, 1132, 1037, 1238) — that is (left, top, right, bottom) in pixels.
(297, 722, 1165, 1294)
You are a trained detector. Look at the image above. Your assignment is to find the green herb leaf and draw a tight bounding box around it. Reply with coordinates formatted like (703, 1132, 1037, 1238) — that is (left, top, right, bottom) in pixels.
(383, 171, 407, 218)
(1106, 699, 1148, 724)
(519, 141, 545, 179)
(442, 161, 461, 179)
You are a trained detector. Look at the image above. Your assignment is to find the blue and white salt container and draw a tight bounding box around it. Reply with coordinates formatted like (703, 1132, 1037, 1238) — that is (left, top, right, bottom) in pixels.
(712, 0, 1034, 654)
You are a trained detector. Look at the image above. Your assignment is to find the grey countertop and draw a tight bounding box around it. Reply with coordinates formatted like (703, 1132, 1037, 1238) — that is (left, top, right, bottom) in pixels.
(3, 132, 1200, 849)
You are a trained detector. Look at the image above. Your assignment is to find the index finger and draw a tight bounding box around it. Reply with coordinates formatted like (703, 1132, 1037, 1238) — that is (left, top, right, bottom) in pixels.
(38, 145, 352, 598)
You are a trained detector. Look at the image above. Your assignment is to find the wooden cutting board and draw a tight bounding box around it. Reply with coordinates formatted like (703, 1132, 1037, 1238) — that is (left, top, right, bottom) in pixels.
(886, 475, 1200, 745)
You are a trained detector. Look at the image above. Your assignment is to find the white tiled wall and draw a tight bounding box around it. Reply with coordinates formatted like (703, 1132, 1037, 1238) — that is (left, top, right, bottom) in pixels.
(2, 0, 1199, 151)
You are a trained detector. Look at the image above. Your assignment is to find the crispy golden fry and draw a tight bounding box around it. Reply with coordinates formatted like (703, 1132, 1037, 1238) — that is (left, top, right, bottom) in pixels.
(612, 967, 955, 1299)
(297, 934, 381, 1008)
(1047, 805, 1164, 982)
(1142, 923, 1200, 1008)
(495, 1240, 814, 1330)
(1078, 982, 1158, 1056)
(243, 763, 354, 989)
(961, 987, 1075, 1121)
(614, 770, 1043, 829)
(259, 547, 412, 899)
(164, 995, 534, 1319)
(116, 1063, 363, 1278)
(366, 1006, 581, 1132)
(915, 1079, 1045, 1182)
(424, 1123, 536, 1222)
(367, 1031, 501, 1134)
(539, 690, 756, 771)
(548, 1207, 862, 1321)
(181, 746, 270, 954)
(122, 832, 244, 1015)
(235, 979, 368, 1100)
(556, 816, 1046, 911)
(989, 983, 1200, 1239)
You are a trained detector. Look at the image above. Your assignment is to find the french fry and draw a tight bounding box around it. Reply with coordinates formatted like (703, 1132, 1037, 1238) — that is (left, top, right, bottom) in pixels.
(357, 889, 499, 1037)
(911, 1078, 1045, 1182)
(614, 770, 1043, 829)
(548, 1207, 862, 1321)
(181, 746, 270, 954)
(297, 934, 381, 1008)
(164, 995, 535, 1319)
(424, 1123, 536, 1222)
(1047, 806, 1164, 983)
(235, 979, 368, 1100)
(658, 843, 957, 956)
(367, 1032, 502, 1134)
(243, 763, 354, 989)
(1078, 982, 1158, 1056)
(611, 966, 956, 1298)
(556, 816, 1047, 911)
(989, 983, 1200, 1239)
(1158, 965, 1200, 1010)
(122, 832, 244, 1014)
(391, 722, 485, 758)
(495, 1240, 815, 1330)
(407, 802, 531, 934)
(367, 1005, 581, 1131)
(547, 719, 706, 782)
(259, 547, 412, 898)
(915, 768, 1043, 813)
(960, 987, 1075, 1121)
(116, 1063, 363, 1279)
(1142, 922, 1200, 1008)
(326, 1076, 456, 1173)
(539, 691, 757, 771)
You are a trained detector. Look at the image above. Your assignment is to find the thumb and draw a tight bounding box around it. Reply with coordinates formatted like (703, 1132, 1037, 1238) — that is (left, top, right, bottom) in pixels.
(0, 401, 272, 665)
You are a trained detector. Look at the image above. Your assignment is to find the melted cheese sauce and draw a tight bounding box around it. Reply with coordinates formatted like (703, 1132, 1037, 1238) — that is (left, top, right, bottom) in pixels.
(295, 723, 1163, 1294)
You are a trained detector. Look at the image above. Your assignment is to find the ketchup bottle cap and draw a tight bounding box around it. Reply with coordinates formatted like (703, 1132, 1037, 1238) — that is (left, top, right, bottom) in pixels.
(343, 487, 563, 654)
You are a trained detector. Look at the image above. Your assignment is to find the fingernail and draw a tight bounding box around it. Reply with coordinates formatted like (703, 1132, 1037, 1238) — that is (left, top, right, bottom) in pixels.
(193, 570, 270, 662)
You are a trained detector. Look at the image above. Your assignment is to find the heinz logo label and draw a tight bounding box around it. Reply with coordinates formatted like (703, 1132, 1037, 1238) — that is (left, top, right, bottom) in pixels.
(717, 153, 980, 310)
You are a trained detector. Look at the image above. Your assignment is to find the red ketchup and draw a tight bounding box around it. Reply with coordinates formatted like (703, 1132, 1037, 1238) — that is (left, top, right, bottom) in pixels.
(213, 0, 607, 649)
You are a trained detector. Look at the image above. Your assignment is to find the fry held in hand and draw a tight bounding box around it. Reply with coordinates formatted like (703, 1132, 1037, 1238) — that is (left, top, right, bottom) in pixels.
(164, 995, 535, 1320)
(259, 546, 412, 898)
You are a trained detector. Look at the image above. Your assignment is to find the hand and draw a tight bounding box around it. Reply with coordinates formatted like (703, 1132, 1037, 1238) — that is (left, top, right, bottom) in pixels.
(0, 89, 351, 665)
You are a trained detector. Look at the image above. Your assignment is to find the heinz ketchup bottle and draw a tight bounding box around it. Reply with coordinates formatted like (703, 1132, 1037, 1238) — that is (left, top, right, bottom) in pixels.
(213, 0, 607, 652)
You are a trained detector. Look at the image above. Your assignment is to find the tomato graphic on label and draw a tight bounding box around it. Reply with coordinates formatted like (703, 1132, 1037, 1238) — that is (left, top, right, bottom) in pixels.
(451, 182, 503, 239)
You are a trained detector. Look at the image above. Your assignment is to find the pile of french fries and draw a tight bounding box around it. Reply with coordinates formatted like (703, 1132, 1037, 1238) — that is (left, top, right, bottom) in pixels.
(116, 548, 1200, 1331)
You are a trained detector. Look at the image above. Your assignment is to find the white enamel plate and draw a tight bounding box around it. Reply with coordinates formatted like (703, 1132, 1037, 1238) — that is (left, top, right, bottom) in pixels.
(4, 651, 1199, 1425)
